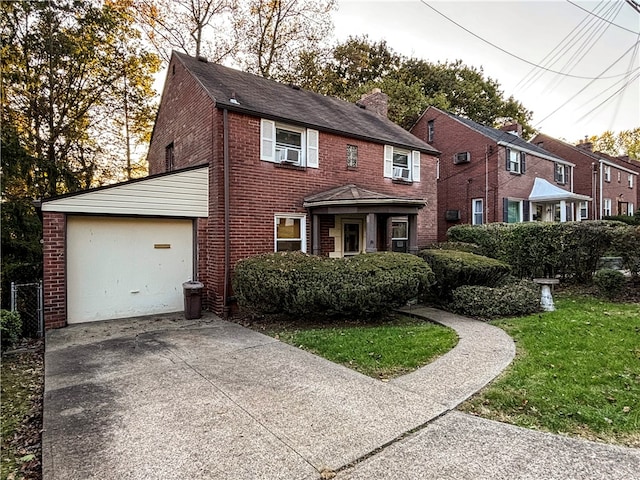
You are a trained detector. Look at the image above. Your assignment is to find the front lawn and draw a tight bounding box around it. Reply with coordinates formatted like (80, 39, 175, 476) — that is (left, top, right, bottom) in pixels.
(461, 294, 640, 447)
(273, 314, 458, 379)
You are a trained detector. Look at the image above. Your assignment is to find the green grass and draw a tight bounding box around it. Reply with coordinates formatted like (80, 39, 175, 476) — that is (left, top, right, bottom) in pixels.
(275, 315, 458, 379)
(1, 342, 44, 480)
(461, 294, 640, 447)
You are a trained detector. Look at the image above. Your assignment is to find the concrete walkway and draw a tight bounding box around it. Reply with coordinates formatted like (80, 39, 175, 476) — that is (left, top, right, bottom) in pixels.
(42, 308, 639, 479)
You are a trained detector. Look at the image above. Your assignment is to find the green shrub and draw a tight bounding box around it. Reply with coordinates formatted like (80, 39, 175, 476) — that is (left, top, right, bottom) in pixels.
(603, 215, 640, 226)
(418, 249, 511, 300)
(422, 241, 483, 255)
(593, 269, 626, 299)
(612, 225, 640, 277)
(232, 252, 435, 318)
(449, 280, 541, 319)
(447, 221, 629, 281)
(1, 309, 22, 350)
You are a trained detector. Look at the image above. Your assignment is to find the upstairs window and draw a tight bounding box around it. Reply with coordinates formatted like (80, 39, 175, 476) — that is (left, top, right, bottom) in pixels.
(604, 165, 611, 182)
(165, 142, 175, 171)
(260, 119, 318, 168)
(506, 148, 526, 174)
(384, 146, 420, 182)
(346, 144, 358, 168)
(427, 120, 435, 142)
(554, 163, 566, 184)
(629, 174, 634, 188)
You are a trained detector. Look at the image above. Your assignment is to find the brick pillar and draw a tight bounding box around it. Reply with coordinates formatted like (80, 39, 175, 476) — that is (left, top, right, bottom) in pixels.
(43, 212, 67, 329)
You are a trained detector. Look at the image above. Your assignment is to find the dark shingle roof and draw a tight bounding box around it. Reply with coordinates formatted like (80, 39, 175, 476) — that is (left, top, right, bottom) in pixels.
(175, 52, 439, 154)
(437, 108, 566, 162)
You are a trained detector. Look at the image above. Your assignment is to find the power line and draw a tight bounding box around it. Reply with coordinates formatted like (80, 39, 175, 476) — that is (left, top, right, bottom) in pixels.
(566, 0, 640, 34)
(418, 0, 633, 80)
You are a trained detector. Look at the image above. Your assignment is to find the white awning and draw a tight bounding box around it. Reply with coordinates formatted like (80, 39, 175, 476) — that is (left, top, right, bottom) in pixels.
(528, 177, 591, 202)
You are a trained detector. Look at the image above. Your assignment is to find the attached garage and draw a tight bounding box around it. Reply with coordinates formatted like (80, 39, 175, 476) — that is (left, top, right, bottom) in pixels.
(41, 165, 209, 326)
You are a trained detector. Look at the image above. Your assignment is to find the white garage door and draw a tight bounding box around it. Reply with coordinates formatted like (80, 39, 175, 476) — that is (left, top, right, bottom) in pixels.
(67, 216, 194, 324)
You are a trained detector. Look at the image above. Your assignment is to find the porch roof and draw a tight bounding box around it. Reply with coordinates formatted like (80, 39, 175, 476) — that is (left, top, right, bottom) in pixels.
(528, 178, 591, 203)
(303, 184, 426, 209)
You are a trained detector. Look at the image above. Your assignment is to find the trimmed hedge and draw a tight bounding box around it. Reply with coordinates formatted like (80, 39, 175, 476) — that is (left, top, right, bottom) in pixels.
(1, 309, 22, 350)
(447, 221, 630, 281)
(232, 252, 435, 318)
(417, 249, 511, 300)
(450, 280, 541, 319)
(613, 225, 640, 277)
(593, 269, 626, 299)
(422, 241, 483, 255)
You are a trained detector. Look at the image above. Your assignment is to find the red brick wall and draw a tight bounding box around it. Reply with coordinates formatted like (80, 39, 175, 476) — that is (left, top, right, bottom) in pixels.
(413, 107, 572, 240)
(43, 212, 66, 329)
(147, 58, 215, 175)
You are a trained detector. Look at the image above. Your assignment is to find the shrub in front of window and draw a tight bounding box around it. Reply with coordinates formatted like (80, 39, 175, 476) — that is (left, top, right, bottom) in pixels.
(1, 309, 22, 350)
(417, 249, 511, 301)
(422, 242, 483, 255)
(449, 280, 540, 319)
(232, 252, 435, 318)
(613, 225, 640, 277)
(593, 269, 626, 300)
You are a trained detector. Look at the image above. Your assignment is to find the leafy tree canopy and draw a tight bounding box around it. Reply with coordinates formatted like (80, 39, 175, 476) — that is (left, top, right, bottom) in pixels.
(587, 129, 640, 161)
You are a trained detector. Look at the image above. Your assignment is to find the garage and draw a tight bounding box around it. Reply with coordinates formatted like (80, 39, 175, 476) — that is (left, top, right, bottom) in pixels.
(67, 216, 194, 323)
(41, 165, 209, 326)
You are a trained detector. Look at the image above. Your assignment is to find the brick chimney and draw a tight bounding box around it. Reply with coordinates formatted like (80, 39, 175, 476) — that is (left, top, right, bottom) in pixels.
(499, 122, 523, 137)
(358, 88, 388, 118)
(576, 139, 593, 152)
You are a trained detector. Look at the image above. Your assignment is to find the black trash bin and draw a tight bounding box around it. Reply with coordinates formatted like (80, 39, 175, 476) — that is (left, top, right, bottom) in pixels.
(182, 281, 204, 319)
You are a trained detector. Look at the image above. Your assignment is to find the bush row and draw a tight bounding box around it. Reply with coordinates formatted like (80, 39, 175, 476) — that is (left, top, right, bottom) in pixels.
(449, 280, 541, 319)
(417, 249, 511, 300)
(447, 221, 640, 281)
(232, 252, 435, 318)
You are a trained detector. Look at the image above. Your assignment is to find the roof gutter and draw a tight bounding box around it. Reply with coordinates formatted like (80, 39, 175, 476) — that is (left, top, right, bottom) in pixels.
(497, 140, 575, 166)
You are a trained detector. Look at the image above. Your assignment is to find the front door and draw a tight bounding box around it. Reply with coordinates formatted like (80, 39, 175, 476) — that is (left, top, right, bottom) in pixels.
(343, 220, 362, 256)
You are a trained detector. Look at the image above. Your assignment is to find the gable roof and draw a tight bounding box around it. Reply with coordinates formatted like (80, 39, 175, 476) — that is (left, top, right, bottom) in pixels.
(427, 107, 571, 165)
(173, 52, 439, 155)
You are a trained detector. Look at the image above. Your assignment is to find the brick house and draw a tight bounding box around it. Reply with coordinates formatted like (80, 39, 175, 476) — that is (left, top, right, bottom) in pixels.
(40, 52, 439, 327)
(532, 133, 639, 219)
(411, 106, 590, 241)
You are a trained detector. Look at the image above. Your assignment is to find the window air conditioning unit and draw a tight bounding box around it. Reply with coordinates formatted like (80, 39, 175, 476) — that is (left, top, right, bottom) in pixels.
(393, 166, 411, 180)
(277, 148, 300, 164)
(445, 210, 461, 221)
(454, 152, 470, 164)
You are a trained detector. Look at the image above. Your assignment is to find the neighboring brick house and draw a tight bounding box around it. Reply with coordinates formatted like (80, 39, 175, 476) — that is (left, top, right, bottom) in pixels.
(411, 106, 590, 241)
(40, 52, 440, 327)
(532, 133, 639, 219)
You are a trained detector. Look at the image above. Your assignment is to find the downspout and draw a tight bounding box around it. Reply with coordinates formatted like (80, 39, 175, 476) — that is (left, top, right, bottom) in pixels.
(599, 160, 603, 220)
(485, 145, 489, 223)
(223, 108, 231, 318)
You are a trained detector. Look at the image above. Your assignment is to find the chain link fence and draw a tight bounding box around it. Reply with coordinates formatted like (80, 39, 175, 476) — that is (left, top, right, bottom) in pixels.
(10, 281, 44, 338)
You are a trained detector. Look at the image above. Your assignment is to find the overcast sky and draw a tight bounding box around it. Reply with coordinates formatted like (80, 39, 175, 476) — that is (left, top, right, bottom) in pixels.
(332, 0, 640, 142)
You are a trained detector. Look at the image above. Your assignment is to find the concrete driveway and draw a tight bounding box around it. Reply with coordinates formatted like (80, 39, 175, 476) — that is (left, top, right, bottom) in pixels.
(43, 311, 640, 479)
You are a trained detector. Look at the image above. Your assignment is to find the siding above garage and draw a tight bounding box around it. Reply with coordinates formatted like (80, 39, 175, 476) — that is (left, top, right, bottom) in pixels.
(41, 165, 209, 217)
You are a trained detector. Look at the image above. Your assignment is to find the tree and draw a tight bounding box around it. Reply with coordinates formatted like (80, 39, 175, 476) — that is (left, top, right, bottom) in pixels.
(588, 129, 640, 160)
(133, 0, 238, 63)
(235, 0, 336, 79)
(2, 0, 160, 196)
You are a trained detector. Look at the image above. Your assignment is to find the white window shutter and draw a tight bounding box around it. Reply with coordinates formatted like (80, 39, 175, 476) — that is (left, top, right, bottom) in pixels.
(384, 145, 393, 178)
(412, 150, 421, 182)
(260, 119, 275, 162)
(306, 129, 319, 168)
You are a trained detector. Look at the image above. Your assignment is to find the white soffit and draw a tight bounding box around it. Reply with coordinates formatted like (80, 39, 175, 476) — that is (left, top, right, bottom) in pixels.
(528, 177, 591, 202)
(41, 167, 209, 217)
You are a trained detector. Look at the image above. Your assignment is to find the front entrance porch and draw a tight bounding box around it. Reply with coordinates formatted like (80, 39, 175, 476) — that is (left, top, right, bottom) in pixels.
(304, 185, 426, 258)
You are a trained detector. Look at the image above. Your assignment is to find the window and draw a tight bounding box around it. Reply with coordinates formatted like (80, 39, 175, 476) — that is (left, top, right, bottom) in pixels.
(275, 215, 306, 252)
(629, 203, 635, 216)
(347, 144, 358, 168)
(165, 142, 174, 171)
(603, 198, 612, 216)
(384, 146, 420, 182)
(506, 199, 522, 223)
(260, 119, 318, 168)
(618, 171, 622, 183)
(391, 219, 408, 253)
(454, 152, 470, 164)
(506, 148, 525, 174)
(604, 165, 611, 182)
(427, 120, 435, 142)
(629, 174, 634, 188)
(554, 163, 566, 184)
(472, 199, 484, 225)
(343, 221, 361, 256)
(579, 201, 588, 220)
